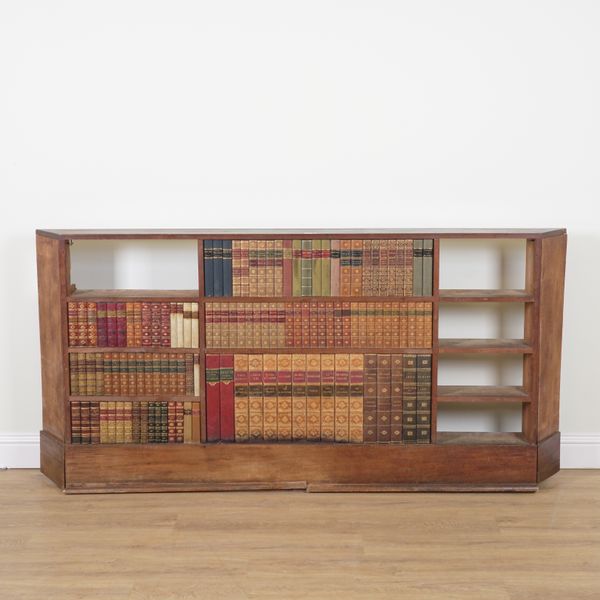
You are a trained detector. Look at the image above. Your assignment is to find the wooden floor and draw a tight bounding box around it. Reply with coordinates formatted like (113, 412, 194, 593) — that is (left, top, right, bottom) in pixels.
(1, 470, 599, 599)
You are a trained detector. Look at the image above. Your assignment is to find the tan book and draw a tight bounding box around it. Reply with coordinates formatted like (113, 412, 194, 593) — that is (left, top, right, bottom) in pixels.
(292, 354, 307, 441)
(349, 353, 364, 443)
(248, 354, 263, 440)
(257, 240, 267, 296)
(176, 303, 184, 349)
(183, 401, 193, 443)
(306, 354, 322, 441)
(320, 354, 335, 441)
(191, 302, 199, 348)
(234, 354, 249, 442)
(262, 354, 277, 441)
(334, 354, 350, 442)
(249, 240, 259, 295)
(193, 354, 200, 397)
(183, 302, 192, 348)
(232, 240, 241, 297)
(240, 240, 250, 296)
(274, 240, 284, 296)
(276, 354, 292, 440)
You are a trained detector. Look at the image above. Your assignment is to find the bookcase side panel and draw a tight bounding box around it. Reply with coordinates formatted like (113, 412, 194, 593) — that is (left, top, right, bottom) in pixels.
(537, 234, 567, 443)
(36, 234, 68, 442)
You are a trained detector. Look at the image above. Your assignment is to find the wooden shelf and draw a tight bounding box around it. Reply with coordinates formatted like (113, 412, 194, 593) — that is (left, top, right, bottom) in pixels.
(68, 347, 199, 353)
(69, 396, 200, 402)
(204, 296, 435, 303)
(205, 347, 433, 354)
(439, 289, 533, 302)
(436, 432, 530, 446)
(67, 289, 199, 301)
(438, 338, 533, 354)
(436, 385, 529, 403)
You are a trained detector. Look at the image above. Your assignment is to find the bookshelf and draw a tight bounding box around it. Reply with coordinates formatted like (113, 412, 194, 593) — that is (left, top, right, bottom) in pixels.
(36, 228, 566, 493)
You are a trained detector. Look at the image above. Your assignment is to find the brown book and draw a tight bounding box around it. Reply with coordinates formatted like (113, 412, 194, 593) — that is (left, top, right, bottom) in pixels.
(67, 302, 78, 346)
(402, 354, 417, 443)
(350, 239, 363, 296)
(71, 401, 81, 444)
(334, 354, 349, 442)
(416, 354, 432, 443)
(390, 354, 403, 443)
(376, 354, 391, 442)
(262, 354, 278, 441)
(248, 354, 263, 441)
(276, 354, 292, 441)
(363, 354, 377, 442)
(291, 354, 307, 441)
(234, 354, 249, 442)
(349, 354, 364, 443)
(232, 240, 242, 297)
(340, 240, 352, 296)
(319, 354, 335, 442)
(305, 354, 321, 441)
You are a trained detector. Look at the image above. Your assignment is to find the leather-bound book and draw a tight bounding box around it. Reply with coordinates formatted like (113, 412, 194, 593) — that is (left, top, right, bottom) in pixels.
(106, 302, 117, 347)
(71, 401, 81, 444)
(301, 302, 310, 347)
(68, 301, 78, 346)
(370, 241, 380, 295)
(125, 302, 135, 347)
(425, 303, 433, 348)
(374, 303, 384, 347)
(191, 302, 199, 348)
(403, 240, 413, 296)
(379, 240, 390, 296)
(334, 354, 350, 442)
(90, 401, 100, 444)
(213, 240, 223, 297)
(350, 302, 359, 347)
(256, 240, 267, 296)
(276, 354, 292, 440)
(312, 240, 322, 296)
(80, 401, 90, 444)
(150, 302, 161, 347)
(317, 302, 327, 348)
(87, 302, 97, 346)
(361, 239, 373, 296)
(265, 240, 274, 296)
(99, 402, 109, 443)
(321, 240, 331, 296)
(306, 354, 322, 441)
(248, 240, 259, 295)
(350, 239, 363, 296)
(232, 240, 241, 297)
(390, 302, 401, 348)
(320, 354, 335, 442)
(248, 354, 264, 441)
(293, 302, 303, 347)
(96, 302, 108, 347)
(292, 240, 302, 296)
(193, 353, 200, 397)
(282, 240, 293, 297)
(413, 240, 424, 296)
(291, 353, 307, 441)
(161, 302, 171, 348)
(185, 354, 194, 396)
(274, 240, 284, 296)
(69, 354, 79, 395)
(240, 240, 250, 296)
(402, 354, 417, 443)
(262, 354, 278, 441)
(204, 240, 214, 296)
(309, 302, 318, 347)
(76, 302, 87, 346)
(376, 354, 391, 442)
(422, 239, 433, 296)
(330, 240, 341, 296)
(233, 354, 249, 442)
(301, 240, 312, 296)
(349, 354, 364, 443)
(388, 240, 399, 295)
(341, 302, 351, 347)
(284, 302, 294, 348)
(340, 240, 352, 295)
(326, 302, 335, 348)
(191, 402, 201, 442)
(390, 354, 403, 443)
(205, 354, 221, 441)
(416, 354, 432, 443)
(363, 354, 377, 442)
(219, 354, 234, 441)
(383, 302, 393, 348)
(408, 303, 417, 348)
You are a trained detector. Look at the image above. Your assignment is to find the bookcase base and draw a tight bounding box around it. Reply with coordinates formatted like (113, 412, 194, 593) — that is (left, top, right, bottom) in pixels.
(53, 438, 542, 493)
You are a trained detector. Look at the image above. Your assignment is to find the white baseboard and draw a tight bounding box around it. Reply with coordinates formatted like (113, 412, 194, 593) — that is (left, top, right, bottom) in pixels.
(1, 432, 599, 469)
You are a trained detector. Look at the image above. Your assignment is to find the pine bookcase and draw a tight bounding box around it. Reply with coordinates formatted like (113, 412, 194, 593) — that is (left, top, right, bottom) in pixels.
(36, 228, 567, 493)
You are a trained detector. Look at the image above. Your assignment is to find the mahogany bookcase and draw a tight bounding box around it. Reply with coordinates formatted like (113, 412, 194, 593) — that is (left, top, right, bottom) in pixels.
(36, 228, 567, 493)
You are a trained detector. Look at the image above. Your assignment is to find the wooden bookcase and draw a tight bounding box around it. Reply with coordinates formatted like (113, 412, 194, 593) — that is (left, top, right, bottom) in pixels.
(36, 228, 567, 493)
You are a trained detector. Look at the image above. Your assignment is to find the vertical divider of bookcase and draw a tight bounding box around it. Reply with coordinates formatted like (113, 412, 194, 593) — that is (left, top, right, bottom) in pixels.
(197, 237, 207, 443)
(430, 236, 440, 443)
(60, 238, 72, 446)
(523, 238, 541, 443)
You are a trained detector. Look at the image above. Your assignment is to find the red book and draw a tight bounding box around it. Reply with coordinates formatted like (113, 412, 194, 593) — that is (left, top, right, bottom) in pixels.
(219, 354, 235, 441)
(106, 302, 117, 347)
(116, 302, 127, 347)
(96, 302, 108, 347)
(282, 240, 293, 296)
(205, 354, 221, 441)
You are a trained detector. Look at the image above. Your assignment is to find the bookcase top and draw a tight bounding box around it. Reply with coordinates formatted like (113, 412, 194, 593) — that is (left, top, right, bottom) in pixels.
(37, 228, 566, 240)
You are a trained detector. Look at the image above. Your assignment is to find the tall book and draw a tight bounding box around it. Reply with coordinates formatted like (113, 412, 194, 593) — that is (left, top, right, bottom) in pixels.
(402, 354, 417, 443)
(348, 354, 364, 443)
(222, 240, 233, 297)
(292, 240, 302, 296)
(340, 240, 352, 296)
(413, 240, 424, 296)
(312, 240, 322, 296)
(204, 240, 214, 297)
(306, 354, 321, 441)
(321, 240, 331, 296)
(219, 354, 234, 441)
(334, 354, 350, 442)
(376, 354, 391, 442)
(390, 354, 403, 443)
(283, 240, 293, 297)
(276, 354, 292, 440)
(301, 240, 312, 297)
(262, 354, 278, 441)
(320, 354, 335, 442)
(422, 239, 433, 296)
(363, 354, 377, 442)
(205, 354, 221, 441)
(233, 354, 249, 442)
(213, 240, 224, 297)
(330, 240, 341, 296)
(292, 354, 307, 441)
(416, 354, 432, 443)
(248, 354, 263, 441)
(350, 239, 363, 296)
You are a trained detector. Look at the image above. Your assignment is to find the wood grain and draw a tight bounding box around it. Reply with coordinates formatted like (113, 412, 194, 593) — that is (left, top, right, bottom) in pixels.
(1, 469, 598, 600)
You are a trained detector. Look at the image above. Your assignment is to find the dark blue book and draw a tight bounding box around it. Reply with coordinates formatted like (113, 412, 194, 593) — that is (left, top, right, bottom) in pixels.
(204, 240, 214, 296)
(213, 240, 223, 296)
(222, 240, 232, 296)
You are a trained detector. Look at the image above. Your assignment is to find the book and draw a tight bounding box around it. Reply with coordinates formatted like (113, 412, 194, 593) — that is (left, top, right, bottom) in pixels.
(340, 240, 352, 295)
(402, 354, 417, 443)
(205, 354, 221, 441)
(413, 240, 424, 296)
(334, 354, 349, 442)
(301, 240, 312, 296)
(248, 354, 264, 440)
(321, 240, 331, 296)
(319, 354, 335, 441)
(363, 354, 377, 442)
(213, 240, 223, 297)
(283, 240, 293, 296)
(348, 353, 364, 442)
(291, 353, 307, 441)
(330, 240, 340, 296)
(204, 240, 214, 296)
(390, 354, 403, 443)
(306, 354, 321, 441)
(219, 354, 234, 441)
(233, 354, 249, 442)
(262, 354, 278, 441)
(222, 240, 233, 297)
(351, 240, 363, 296)
(416, 354, 432, 443)
(276, 354, 292, 440)
(422, 239, 433, 296)
(312, 240, 322, 296)
(376, 354, 391, 442)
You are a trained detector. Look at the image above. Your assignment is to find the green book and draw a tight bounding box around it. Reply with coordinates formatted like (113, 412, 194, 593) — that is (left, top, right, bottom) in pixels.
(301, 240, 312, 296)
(292, 240, 302, 296)
(312, 240, 322, 296)
(413, 240, 423, 296)
(321, 240, 331, 296)
(422, 239, 433, 296)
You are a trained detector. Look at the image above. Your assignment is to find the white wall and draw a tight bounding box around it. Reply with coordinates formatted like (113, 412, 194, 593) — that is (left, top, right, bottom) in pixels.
(1, 1, 599, 465)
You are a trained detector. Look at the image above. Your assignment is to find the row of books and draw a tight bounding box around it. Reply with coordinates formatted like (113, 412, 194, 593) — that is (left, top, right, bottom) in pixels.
(204, 239, 433, 297)
(206, 301, 433, 349)
(206, 353, 432, 444)
(69, 353, 201, 396)
(70, 401, 202, 444)
(67, 302, 200, 348)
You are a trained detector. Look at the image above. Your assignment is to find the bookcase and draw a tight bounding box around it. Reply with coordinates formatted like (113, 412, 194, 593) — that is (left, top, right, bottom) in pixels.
(36, 228, 567, 493)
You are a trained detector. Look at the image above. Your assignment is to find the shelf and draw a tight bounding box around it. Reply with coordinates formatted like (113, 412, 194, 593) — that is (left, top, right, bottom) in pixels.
(438, 339, 532, 354)
(205, 347, 433, 354)
(436, 432, 530, 446)
(68, 347, 199, 353)
(69, 396, 200, 402)
(67, 289, 199, 301)
(439, 289, 533, 302)
(436, 385, 529, 403)
(205, 296, 435, 303)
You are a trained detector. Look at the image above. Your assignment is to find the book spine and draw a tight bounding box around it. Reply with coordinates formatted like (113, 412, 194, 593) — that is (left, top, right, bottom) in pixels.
(342, 302, 351, 347)
(361, 240, 372, 296)
(402, 354, 417, 443)
(204, 240, 214, 297)
(69, 354, 79, 395)
(390, 354, 403, 443)
(276, 354, 292, 441)
(106, 302, 117, 347)
(87, 302, 97, 346)
(306, 354, 321, 441)
(422, 239, 433, 296)
(330, 240, 340, 296)
(376, 354, 391, 442)
(262, 354, 278, 441)
(205, 354, 221, 441)
(334, 354, 349, 442)
(125, 302, 135, 347)
(257, 240, 267, 296)
(282, 240, 293, 297)
(71, 401, 81, 444)
(77, 302, 87, 346)
(326, 301, 334, 348)
(349, 353, 364, 443)
(219, 354, 234, 441)
(90, 401, 100, 443)
(292, 239, 302, 296)
(371, 241, 380, 295)
(388, 240, 398, 295)
(191, 302, 199, 348)
(363, 354, 377, 442)
(416, 354, 432, 443)
(413, 240, 423, 296)
(99, 401, 108, 443)
(333, 302, 343, 348)
(150, 302, 161, 347)
(249, 240, 259, 296)
(317, 302, 326, 348)
(221, 240, 233, 297)
(96, 302, 107, 347)
(403, 240, 413, 296)
(301, 240, 312, 296)
(240, 240, 250, 296)
(408, 302, 417, 347)
(248, 354, 263, 440)
(425, 302, 433, 348)
(193, 353, 200, 397)
(232, 240, 241, 297)
(291, 353, 307, 441)
(379, 240, 390, 296)
(80, 401, 90, 444)
(321, 239, 331, 297)
(383, 302, 392, 348)
(351, 239, 363, 296)
(312, 240, 322, 296)
(160, 302, 170, 348)
(319, 354, 335, 442)
(284, 302, 294, 348)
(183, 302, 192, 348)
(213, 240, 223, 297)
(274, 240, 284, 296)
(67, 302, 78, 346)
(265, 240, 274, 296)
(191, 401, 201, 443)
(340, 240, 352, 296)
(234, 354, 249, 442)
